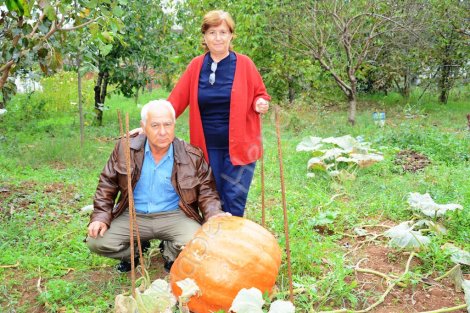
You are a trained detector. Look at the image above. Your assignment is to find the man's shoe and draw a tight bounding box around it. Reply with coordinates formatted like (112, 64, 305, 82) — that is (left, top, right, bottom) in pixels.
(141, 240, 151, 254)
(164, 260, 174, 273)
(116, 257, 139, 273)
(158, 241, 165, 254)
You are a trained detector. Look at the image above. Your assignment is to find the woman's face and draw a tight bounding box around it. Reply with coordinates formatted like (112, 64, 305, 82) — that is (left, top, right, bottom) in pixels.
(204, 21, 233, 56)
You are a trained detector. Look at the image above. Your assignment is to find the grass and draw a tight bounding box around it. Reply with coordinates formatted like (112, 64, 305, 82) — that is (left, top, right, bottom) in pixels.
(0, 74, 469, 312)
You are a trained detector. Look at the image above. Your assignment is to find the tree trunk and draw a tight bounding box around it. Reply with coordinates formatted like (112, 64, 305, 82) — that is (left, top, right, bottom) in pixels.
(438, 57, 451, 104)
(0, 65, 13, 109)
(134, 86, 139, 105)
(438, 34, 454, 104)
(0, 90, 5, 109)
(438, 79, 450, 104)
(94, 70, 109, 126)
(77, 54, 84, 147)
(402, 70, 411, 99)
(287, 76, 295, 105)
(347, 91, 357, 126)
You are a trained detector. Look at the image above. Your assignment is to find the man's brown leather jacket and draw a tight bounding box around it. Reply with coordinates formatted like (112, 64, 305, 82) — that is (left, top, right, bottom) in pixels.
(90, 135, 223, 226)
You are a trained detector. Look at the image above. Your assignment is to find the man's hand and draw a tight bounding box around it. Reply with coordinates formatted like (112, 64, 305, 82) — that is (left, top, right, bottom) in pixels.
(254, 98, 269, 114)
(88, 221, 108, 238)
(208, 212, 232, 221)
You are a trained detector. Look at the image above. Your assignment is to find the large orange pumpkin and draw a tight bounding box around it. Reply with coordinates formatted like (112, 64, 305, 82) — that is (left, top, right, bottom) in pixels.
(170, 216, 282, 313)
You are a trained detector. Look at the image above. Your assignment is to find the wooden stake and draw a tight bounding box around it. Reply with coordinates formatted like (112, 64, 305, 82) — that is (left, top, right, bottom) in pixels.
(118, 112, 146, 277)
(261, 121, 266, 227)
(274, 105, 293, 302)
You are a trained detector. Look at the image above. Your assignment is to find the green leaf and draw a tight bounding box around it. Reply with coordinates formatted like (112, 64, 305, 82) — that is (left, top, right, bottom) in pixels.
(112, 6, 124, 18)
(309, 211, 338, 227)
(18, 0, 31, 16)
(5, 0, 20, 12)
(87, 0, 97, 9)
(99, 44, 113, 56)
(44, 4, 56, 21)
(101, 31, 113, 43)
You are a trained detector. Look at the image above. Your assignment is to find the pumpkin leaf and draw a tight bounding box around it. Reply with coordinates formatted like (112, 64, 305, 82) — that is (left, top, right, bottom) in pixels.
(229, 288, 264, 313)
(296, 136, 323, 152)
(408, 192, 463, 217)
(268, 300, 296, 313)
(349, 153, 384, 168)
(307, 157, 328, 171)
(442, 243, 470, 266)
(175, 278, 201, 304)
(413, 219, 447, 235)
(462, 279, 470, 313)
(384, 221, 431, 249)
(448, 264, 464, 293)
(115, 294, 137, 313)
(114, 279, 176, 313)
(298, 135, 383, 177)
(309, 211, 338, 227)
(322, 135, 357, 152)
(354, 228, 368, 237)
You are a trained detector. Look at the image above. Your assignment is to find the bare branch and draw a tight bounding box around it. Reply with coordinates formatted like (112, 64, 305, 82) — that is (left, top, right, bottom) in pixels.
(59, 17, 101, 32)
(0, 60, 15, 73)
(27, 14, 46, 39)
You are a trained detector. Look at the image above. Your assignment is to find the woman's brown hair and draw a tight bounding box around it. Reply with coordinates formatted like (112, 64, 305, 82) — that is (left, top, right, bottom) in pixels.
(201, 10, 235, 51)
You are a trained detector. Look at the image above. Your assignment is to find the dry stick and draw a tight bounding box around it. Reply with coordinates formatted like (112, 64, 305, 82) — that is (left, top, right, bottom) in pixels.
(318, 252, 416, 313)
(417, 304, 468, 313)
(0, 261, 19, 268)
(121, 115, 136, 297)
(274, 106, 293, 302)
(354, 257, 406, 288)
(118, 112, 146, 273)
(435, 264, 460, 281)
(117, 110, 124, 137)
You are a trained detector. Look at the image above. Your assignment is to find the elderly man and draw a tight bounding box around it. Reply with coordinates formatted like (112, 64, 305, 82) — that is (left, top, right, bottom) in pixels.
(86, 99, 226, 272)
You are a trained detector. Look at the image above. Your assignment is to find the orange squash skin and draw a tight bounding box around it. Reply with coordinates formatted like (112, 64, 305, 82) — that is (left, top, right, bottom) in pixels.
(170, 216, 282, 313)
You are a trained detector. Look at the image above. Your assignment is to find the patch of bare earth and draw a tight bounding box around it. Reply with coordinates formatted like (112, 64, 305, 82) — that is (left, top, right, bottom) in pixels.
(341, 233, 467, 313)
(395, 150, 431, 173)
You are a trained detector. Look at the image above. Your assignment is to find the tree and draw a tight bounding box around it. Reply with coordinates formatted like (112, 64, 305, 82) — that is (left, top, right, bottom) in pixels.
(361, 1, 430, 98)
(432, 0, 468, 104)
(0, 0, 120, 109)
(87, 0, 174, 125)
(273, 0, 412, 125)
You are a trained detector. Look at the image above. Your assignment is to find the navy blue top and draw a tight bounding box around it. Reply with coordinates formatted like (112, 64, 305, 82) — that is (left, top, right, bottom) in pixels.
(198, 52, 236, 149)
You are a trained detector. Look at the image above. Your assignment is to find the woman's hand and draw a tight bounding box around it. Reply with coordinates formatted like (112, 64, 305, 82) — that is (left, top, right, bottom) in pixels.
(255, 98, 269, 114)
(129, 127, 143, 136)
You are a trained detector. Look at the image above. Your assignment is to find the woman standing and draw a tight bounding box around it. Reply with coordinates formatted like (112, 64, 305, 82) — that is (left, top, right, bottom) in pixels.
(168, 10, 270, 217)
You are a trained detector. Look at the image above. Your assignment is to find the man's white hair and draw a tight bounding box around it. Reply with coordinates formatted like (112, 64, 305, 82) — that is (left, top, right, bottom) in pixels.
(141, 99, 176, 125)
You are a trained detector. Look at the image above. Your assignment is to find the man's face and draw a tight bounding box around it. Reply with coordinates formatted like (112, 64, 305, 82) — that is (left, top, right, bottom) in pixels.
(141, 106, 175, 152)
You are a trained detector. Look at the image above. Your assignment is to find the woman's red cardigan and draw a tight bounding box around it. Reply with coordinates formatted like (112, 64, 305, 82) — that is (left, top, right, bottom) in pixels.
(168, 52, 271, 166)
